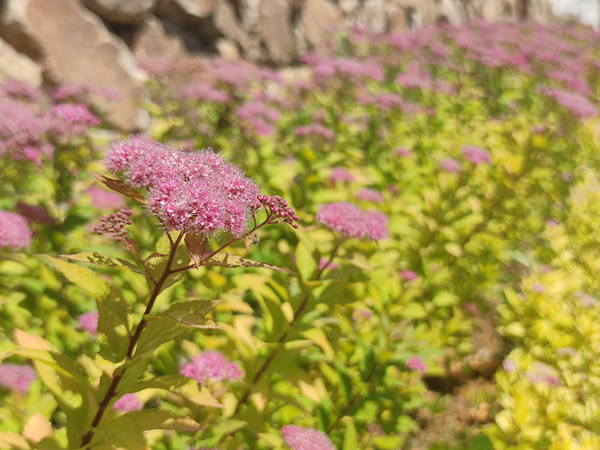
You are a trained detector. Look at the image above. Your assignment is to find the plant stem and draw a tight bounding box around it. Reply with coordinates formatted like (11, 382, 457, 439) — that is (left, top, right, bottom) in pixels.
(80, 232, 183, 447)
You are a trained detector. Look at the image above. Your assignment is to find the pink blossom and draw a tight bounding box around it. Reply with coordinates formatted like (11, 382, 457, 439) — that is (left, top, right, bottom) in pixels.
(502, 359, 517, 372)
(395, 148, 411, 157)
(317, 202, 389, 240)
(0, 210, 33, 250)
(330, 167, 355, 183)
(407, 356, 427, 374)
(78, 311, 99, 336)
(542, 87, 597, 119)
(356, 188, 383, 204)
(295, 123, 335, 140)
(183, 82, 232, 103)
(113, 394, 142, 412)
(88, 186, 125, 210)
(531, 283, 546, 293)
(15, 202, 53, 225)
(440, 158, 461, 173)
(47, 103, 101, 136)
(237, 101, 280, 122)
(180, 351, 243, 384)
(94, 209, 133, 242)
(104, 136, 264, 237)
(400, 270, 418, 282)
(281, 425, 335, 450)
(0, 364, 36, 393)
(0, 103, 50, 164)
(0, 79, 40, 102)
(53, 82, 121, 102)
(461, 146, 491, 165)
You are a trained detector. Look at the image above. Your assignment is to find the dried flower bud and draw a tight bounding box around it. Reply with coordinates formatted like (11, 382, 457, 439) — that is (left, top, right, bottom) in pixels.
(94, 209, 133, 241)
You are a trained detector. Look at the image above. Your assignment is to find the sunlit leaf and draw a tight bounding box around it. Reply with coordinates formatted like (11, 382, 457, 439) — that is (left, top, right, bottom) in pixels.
(135, 374, 222, 408)
(184, 233, 207, 269)
(61, 252, 143, 274)
(203, 252, 295, 275)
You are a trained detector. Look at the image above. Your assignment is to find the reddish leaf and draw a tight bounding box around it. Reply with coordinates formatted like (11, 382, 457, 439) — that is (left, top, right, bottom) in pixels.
(185, 233, 207, 269)
(90, 172, 146, 204)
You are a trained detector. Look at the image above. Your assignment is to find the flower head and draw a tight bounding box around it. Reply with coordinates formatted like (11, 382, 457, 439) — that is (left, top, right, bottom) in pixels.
(330, 167, 355, 183)
(356, 188, 384, 203)
(78, 311, 99, 336)
(180, 351, 243, 384)
(47, 103, 101, 136)
(0, 210, 33, 250)
(317, 202, 388, 240)
(400, 270, 418, 282)
(104, 136, 264, 237)
(113, 394, 142, 412)
(407, 356, 427, 375)
(461, 146, 491, 165)
(281, 425, 335, 450)
(440, 158, 461, 173)
(0, 364, 36, 393)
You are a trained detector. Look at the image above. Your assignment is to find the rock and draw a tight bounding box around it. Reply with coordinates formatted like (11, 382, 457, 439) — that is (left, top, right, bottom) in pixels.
(155, 0, 215, 24)
(213, 0, 250, 51)
(0, 37, 42, 86)
(482, 0, 504, 21)
(301, 0, 343, 47)
(82, 0, 157, 25)
(0, 0, 148, 131)
(215, 37, 241, 60)
(257, 0, 295, 64)
(133, 14, 186, 61)
(362, 0, 389, 33)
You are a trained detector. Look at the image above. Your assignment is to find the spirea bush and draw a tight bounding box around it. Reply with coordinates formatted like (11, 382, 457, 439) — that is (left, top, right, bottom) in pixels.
(1, 20, 600, 450)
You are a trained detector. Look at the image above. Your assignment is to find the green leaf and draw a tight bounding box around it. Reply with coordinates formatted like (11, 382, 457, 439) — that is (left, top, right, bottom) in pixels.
(146, 235, 191, 292)
(296, 240, 318, 281)
(334, 359, 353, 404)
(114, 356, 152, 395)
(61, 252, 143, 274)
(90, 173, 146, 204)
(342, 418, 358, 450)
(122, 409, 202, 432)
(359, 346, 377, 381)
(184, 233, 207, 269)
(44, 256, 111, 301)
(90, 415, 146, 450)
(467, 433, 493, 450)
(97, 295, 131, 363)
(135, 374, 222, 408)
(161, 300, 221, 327)
(203, 252, 295, 275)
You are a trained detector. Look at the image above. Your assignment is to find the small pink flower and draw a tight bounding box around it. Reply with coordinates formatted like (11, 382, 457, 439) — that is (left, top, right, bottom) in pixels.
(88, 186, 125, 210)
(461, 146, 491, 165)
(330, 167, 355, 183)
(0, 364, 36, 393)
(47, 103, 101, 135)
(317, 202, 389, 240)
(356, 188, 384, 204)
(400, 270, 418, 282)
(183, 82, 232, 103)
(440, 158, 461, 173)
(502, 359, 517, 372)
(407, 356, 427, 374)
(281, 425, 335, 450)
(0, 210, 33, 250)
(113, 393, 142, 412)
(181, 351, 243, 384)
(319, 257, 340, 272)
(78, 311, 99, 336)
(395, 148, 411, 157)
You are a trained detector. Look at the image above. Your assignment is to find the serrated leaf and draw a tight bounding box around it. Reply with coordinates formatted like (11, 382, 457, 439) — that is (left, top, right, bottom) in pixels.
(162, 300, 221, 328)
(91, 415, 146, 450)
(97, 296, 131, 363)
(184, 233, 207, 269)
(14, 329, 54, 351)
(121, 409, 202, 432)
(61, 252, 143, 274)
(23, 412, 53, 443)
(296, 240, 318, 281)
(203, 252, 294, 275)
(115, 356, 152, 395)
(90, 173, 146, 204)
(44, 256, 111, 301)
(135, 374, 222, 408)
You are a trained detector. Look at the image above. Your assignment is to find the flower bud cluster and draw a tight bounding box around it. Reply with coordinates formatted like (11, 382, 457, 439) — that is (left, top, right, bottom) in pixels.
(258, 195, 300, 229)
(281, 425, 335, 450)
(94, 209, 133, 241)
(0, 210, 33, 250)
(180, 351, 243, 384)
(316, 202, 388, 240)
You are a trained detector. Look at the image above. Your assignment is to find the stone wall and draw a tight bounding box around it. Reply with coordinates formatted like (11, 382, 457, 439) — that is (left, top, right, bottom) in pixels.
(0, 0, 557, 130)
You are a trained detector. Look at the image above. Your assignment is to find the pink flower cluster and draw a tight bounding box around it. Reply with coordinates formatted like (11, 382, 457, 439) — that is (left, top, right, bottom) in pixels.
(0, 364, 36, 393)
(461, 146, 491, 165)
(113, 393, 142, 412)
(281, 425, 335, 450)
(88, 185, 125, 210)
(295, 123, 335, 140)
(78, 311, 99, 336)
(180, 351, 243, 384)
(440, 158, 461, 173)
(330, 167, 355, 183)
(0, 210, 33, 250)
(316, 202, 389, 240)
(104, 136, 264, 237)
(0, 103, 52, 165)
(47, 103, 101, 136)
(183, 82, 232, 104)
(542, 87, 597, 120)
(0, 78, 40, 102)
(407, 356, 427, 375)
(356, 188, 384, 204)
(94, 209, 133, 241)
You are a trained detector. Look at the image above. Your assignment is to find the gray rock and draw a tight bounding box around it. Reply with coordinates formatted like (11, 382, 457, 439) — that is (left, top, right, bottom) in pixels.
(0, 37, 42, 86)
(257, 0, 295, 64)
(133, 14, 186, 61)
(301, 0, 343, 47)
(155, 0, 215, 24)
(82, 0, 157, 25)
(0, 0, 148, 131)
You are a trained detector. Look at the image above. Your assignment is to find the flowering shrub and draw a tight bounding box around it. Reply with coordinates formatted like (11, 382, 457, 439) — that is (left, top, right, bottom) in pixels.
(1, 20, 600, 450)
